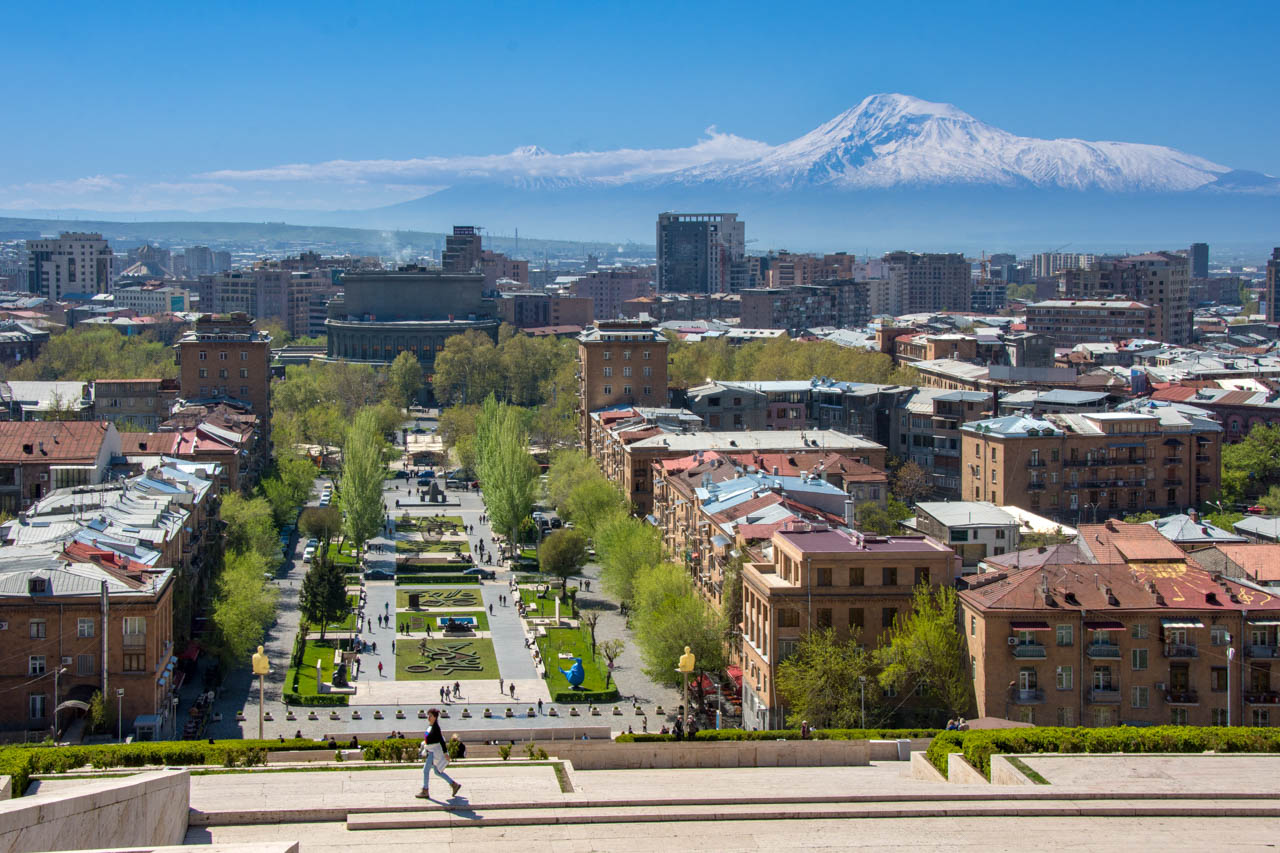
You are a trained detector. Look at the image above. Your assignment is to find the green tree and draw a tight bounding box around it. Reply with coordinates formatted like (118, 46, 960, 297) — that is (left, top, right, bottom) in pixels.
(221, 493, 280, 569)
(386, 351, 423, 412)
(211, 549, 279, 665)
(437, 404, 481, 474)
(6, 326, 178, 381)
(299, 558, 349, 639)
(1019, 528, 1073, 549)
(891, 461, 931, 504)
(87, 688, 115, 735)
(341, 408, 387, 556)
(261, 453, 317, 526)
(594, 514, 663, 602)
(546, 450, 598, 511)
(432, 329, 503, 405)
(538, 528, 588, 597)
(855, 498, 913, 535)
(876, 584, 972, 718)
(564, 478, 627, 536)
(631, 562, 725, 687)
(1123, 511, 1160, 524)
(299, 505, 343, 550)
(474, 395, 539, 556)
(775, 628, 879, 728)
(1221, 423, 1280, 504)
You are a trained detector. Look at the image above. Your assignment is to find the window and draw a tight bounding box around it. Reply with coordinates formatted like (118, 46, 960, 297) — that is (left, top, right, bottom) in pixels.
(623, 350, 631, 360)
(1056, 624, 1073, 646)
(28, 694, 46, 720)
(777, 609, 799, 627)
(602, 351, 611, 360)
(198, 368, 208, 378)
(1210, 667, 1228, 691)
(239, 368, 248, 378)
(914, 567, 929, 586)
(198, 351, 207, 360)
(218, 368, 228, 379)
(1170, 708, 1189, 725)
(240, 351, 248, 360)
(642, 350, 650, 360)
(850, 608, 864, 629)
(1210, 626, 1229, 646)
(972, 655, 977, 679)
(1131, 648, 1148, 670)
(1056, 665, 1073, 690)
(77, 618, 94, 638)
(622, 367, 632, 377)
(816, 608, 832, 629)
(1130, 623, 1148, 640)
(883, 683, 898, 698)
(240, 386, 249, 396)
(1131, 686, 1149, 708)
(1252, 708, 1270, 727)
(75, 654, 95, 676)
(643, 367, 652, 377)
(123, 653, 146, 672)
(602, 367, 612, 377)
(850, 567, 864, 586)
(882, 567, 898, 586)
(123, 616, 146, 648)
(623, 386, 631, 395)
(643, 386, 652, 396)
(29, 619, 46, 639)
(28, 655, 46, 675)
(219, 351, 227, 360)
(817, 567, 832, 586)
(1056, 707, 1074, 726)
(1211, 708, 1229, 726)
(881, 607, 897, 628)
(970, 615, 976, 636)
(602, 385, 611, 395)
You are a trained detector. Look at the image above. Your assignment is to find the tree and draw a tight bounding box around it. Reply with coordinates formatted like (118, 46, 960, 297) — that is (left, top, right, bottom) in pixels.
(221, 493, 280, 569)
(546, 450, 597, 510)
(6, 326, 178, 381)
(341, 408, 387, 556)
(594, 514, 663, 602)
(876, 584, 973, 718)
(538, 528, 588, 597)
(564, 478, 627, 536)
(891, 461, 931, 504)
(721, 552, 746, 644)
(1221, 423, 1280, 504)
(474, 395, 539, 556)
(1123, 511, 1160, 524)
(299, 559, 349, 639)
(211, 549, 279, 665)
(432, 329, 503, 406)
(581, 612, 600, 657)
(1019, 528, 1073, 549)
(386, 351, 423, 412)
(299, 506, 343, 549)
(631, 562, 725, 687)
(776, 628, 879, 729)
(437, 404, 481, 475)
(601, 638, 625, 688)
(855, 498, 913, 536)
(87, 689, 114, 735)
(261, 453, 317, 526)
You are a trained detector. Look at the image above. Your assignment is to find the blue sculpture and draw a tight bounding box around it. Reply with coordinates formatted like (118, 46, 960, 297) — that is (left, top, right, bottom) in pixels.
(559, 657, 585, 688)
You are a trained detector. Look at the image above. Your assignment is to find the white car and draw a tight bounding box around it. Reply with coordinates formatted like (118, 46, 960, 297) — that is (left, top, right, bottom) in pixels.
(303, 544, 317, 561)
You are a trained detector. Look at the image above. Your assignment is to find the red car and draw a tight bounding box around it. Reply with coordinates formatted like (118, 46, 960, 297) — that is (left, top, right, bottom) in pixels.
(1246, 505, 1267, 514)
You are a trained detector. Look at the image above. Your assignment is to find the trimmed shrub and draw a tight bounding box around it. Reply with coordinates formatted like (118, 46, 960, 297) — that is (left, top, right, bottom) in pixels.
(616, 728, 939, 744)
(549, 688, 620, 704)
(282, 692, 349, 706)
(394, 575, 480, 585)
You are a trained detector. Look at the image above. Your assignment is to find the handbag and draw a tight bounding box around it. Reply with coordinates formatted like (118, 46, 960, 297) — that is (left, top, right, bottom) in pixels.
(428, 742, 448, 771)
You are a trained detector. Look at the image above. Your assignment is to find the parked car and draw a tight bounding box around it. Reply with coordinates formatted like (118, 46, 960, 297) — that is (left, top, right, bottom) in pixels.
(303, 544, 317, 561)
(364, 567, 395, 580)
(462, 567, 495, 580)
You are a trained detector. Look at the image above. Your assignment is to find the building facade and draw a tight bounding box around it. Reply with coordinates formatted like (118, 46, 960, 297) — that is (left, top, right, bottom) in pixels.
(656, 213, 745, 294)
(175, 314, 272, 418)
(883, 251, 971, 314)
(576, 322, 669, 450)
(1026, 300, 1155, 346)
(26, 233, 114, 300)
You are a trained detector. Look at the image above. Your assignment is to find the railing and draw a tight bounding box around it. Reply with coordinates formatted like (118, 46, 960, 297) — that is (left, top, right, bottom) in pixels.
(1163, 478, 1183, 487)
(1086, 643, 1122, 659)
(1011, 643, 1047, 659)
(1026, 459, 1046, 468)
(1026, 482, 1046, 491)
(1195, 454, 1212, 463)
(1164, 457, 1182, 465)
(1164, 643, 1198, 658)
(1196, 475, 1212, 484)
(1013, 688, 1045, 704)
(1164, 689, 1199, 705)
(122, 634, 146, 650)
(1246, 644, 1280, 659)
(1244, 691, 1280, 705)
(1088, 687, 1121, 704)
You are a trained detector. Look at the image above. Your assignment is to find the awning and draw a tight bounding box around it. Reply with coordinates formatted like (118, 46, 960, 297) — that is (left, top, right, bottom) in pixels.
(1084, 620, 1126, 631)
(726, 665, 743, 687)
(180, 641, 200, 661)
(711, 534, 731, 548)
(1010, 620, 1050, 631)
(1247, 618, 1280, 626)
(1161, 618, 1205, 629)
(1163, 438, 1184, 446)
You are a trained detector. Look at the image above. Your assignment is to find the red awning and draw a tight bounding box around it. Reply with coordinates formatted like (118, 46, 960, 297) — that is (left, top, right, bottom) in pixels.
(180, 641, 201, 661)
(1084, 620, 1126, 631)
(1010, 621, 1050, 631)
(726, 666, 743, 687)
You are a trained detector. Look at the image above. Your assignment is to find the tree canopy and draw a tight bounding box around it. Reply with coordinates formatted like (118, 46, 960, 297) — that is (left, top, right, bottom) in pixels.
(221, 493, 280, 570)
(3, 326, 178, 381)
(876, 584, 973, 717)
(664, 335, 919, 389)
(299, 558, 348, 639)
(631, 562, 725, 686)
(474, 395, 539, 553)
(211, 549, 278, 665)
(538, 528, 589, 595)
(1221, 423, 1280, 504)
(340, 407, 387, 554)
(594, 513, 663, 603)
(776, 628, 878, 728)
(386, 350, 423, 412)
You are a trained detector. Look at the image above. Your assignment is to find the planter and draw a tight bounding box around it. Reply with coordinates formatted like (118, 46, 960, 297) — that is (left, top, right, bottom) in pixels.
(351, 710, 362, 720)
(549, 707, 559, 716)
(308, 711, 318, 721)
(418, 710, 427, 719)
(569, 707, 580, 717)
(396, 709, 406, 719)
(462, 708, 471, 718)
(483, 708, 492, 718)
(613, 706, 622, 715)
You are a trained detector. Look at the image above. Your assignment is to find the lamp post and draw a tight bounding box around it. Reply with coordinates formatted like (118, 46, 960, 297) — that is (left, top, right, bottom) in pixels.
(52, 666, 67, 741)
(677, 646, 696, 724)
(170, 695, 180, 740)
(1227, 638, 1236, 726)
(251, 645, 270, 740)
(859, 675, 867, 728)
(116, 688, 124, 742)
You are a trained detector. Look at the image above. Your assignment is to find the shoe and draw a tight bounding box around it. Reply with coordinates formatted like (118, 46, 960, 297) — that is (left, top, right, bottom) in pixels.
(415, 789, 430, 799)
(450, 782, 461, 797)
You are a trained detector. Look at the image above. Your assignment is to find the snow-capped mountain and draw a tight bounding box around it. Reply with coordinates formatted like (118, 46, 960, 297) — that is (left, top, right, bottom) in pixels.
(667, 93, 1232, 192)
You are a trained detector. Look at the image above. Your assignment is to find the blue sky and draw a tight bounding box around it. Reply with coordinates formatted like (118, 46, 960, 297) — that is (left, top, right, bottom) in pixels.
(2, 0, 1276, 212)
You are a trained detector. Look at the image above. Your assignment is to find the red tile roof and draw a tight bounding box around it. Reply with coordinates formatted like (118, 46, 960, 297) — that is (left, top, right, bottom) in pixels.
(1208, 544, 1280, 583)
(120, 432, 177, 455)
(0, 421, 111, 464)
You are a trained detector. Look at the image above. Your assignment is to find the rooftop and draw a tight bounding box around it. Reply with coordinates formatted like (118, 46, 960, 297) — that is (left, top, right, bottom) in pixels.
(915, 501, 1018, 528)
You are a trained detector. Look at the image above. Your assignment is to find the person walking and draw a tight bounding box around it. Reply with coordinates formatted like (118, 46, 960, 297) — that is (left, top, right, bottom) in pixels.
(416, 710, 461, 800)
(378, 661, 384, 677)
(537, 698, 543, 715)
(499, 677, 504, 694)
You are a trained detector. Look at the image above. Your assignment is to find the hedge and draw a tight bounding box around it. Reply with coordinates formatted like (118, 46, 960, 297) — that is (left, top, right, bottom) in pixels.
(924, 726, 1280, 780)
(282, 692, 349, 706)
(549, 687, 620, 704)
(616, 728, 939, 743)
(395, 575, 480, 584)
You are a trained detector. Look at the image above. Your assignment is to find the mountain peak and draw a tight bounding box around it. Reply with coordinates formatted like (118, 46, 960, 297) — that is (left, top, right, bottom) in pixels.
(848, 92, 976, 122)
(510, 145, 551, 158)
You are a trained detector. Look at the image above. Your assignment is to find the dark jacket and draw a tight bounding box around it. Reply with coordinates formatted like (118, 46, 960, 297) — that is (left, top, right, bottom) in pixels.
(425, 722, 445, 746)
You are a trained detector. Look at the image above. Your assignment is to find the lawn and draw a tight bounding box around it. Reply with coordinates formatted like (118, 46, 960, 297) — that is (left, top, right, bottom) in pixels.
(395, 515, 463, 533)
(396, 588, 483, 610)
(395, 539, 469, 553)
(396, 610, 490, 632)
(290, 639, 345, 695)
(537, 625, 614, 698)
(302, 594, 359, 632)
(395, 638, 499, 681)
(520, 587, 576, 620)
(326, 541, 361, 568)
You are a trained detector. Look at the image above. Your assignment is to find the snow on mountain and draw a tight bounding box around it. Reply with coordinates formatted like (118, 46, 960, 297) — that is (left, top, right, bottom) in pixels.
(670, 93, 1232, 192)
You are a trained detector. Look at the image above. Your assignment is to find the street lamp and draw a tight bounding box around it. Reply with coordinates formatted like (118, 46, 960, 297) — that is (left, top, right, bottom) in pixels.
(1226, 635, 1235, 726)
(859, 675, 867, 728)
(251, 645, 270, 740)
(171, 695, 180, 740)
(116, 688, 125, 742)
(52, 666, 67, 741)
(677, 646, 696, 724)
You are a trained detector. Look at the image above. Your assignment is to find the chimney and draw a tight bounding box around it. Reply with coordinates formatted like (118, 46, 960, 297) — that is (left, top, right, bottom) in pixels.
(1188, 507, 1199, 523)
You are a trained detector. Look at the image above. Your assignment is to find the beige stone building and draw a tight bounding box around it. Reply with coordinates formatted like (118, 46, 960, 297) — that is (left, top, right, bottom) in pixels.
(576, 322, 669, 451)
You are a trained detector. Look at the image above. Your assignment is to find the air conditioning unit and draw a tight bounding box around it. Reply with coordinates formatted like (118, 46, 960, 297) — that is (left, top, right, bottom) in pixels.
(1007, 636, 1019, 646)
(1155, 682, 1167, 692)
(61, 657, 72, 666)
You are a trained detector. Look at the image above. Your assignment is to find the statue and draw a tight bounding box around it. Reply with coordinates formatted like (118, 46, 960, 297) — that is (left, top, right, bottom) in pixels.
(559, 657, 586, 689)
(678, 646, 696, 674)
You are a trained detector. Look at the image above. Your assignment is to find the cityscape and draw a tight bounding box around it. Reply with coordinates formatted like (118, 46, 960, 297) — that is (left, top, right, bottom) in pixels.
(2, 2, 1280, 851)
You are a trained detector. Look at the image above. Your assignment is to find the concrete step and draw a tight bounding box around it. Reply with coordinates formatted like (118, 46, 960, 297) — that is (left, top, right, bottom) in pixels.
(345, 798, 1280, 830)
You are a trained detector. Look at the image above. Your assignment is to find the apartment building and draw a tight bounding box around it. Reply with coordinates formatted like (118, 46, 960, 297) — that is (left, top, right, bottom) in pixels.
(175, 314, 272, 418)
(762, 251, 826, 289)
(567, 268, 653, 319)
(92, 379, 180, 431)
(909, 501, 1021, 569)
(0, 420, 122, 512)
(960, 410, 1223, 525)
(480, 250, 529, 289)
(576, 322, 669, 450)
(741, 523, 960, 728)
(1267, 248, 1280, 323)
(196, 270, 338, 337)
(656, 213, 745, 294)
(883, 251, 971, 314)
(1056, 253, 1191, 345)
(113, 284, 194, 316)
(1026, 300, 1155, 346)
(25, 233, 114, 300)
(496, 291, 593, 328)
(959, 520, 1280, 727)
(737, 280, 869, 331)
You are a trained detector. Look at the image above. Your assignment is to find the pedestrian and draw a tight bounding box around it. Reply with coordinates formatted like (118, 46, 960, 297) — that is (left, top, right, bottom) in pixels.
(673, 716, 684, 741)
(439, 686, 445, 703)
(537, 698, 543, 715)
(454, 681, 461, 699)
(489, 603, 494, 616)
(509, 683, 516, 698)
(416, 710, 461, 800)
(499, 677, 504, 694)
(801, 720, 810, 739)
(392, 640, 396, 653)
(378, 661, 384, 677)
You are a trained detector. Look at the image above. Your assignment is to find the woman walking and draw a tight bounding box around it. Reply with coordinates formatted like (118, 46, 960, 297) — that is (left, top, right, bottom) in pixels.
(417, 709, 461, 799)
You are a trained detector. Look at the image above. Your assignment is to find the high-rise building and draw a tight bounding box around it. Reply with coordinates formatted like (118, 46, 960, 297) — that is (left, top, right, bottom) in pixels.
(175, 313, 273, 418)
(1056, 252, 1192, 345)
(1189, 242, 1209, 280)
(656, 213, 745, 294)
(576, 321, 669, 450)
(442, 226, 483, 273)
(1266, 248, 1280, 322)
(25, 232, 113, 299)
(212, 250, 232, 273)
(883, 251, 971, 313)
(184, 246, 215, 277)
(1032, 252, 1097, 279)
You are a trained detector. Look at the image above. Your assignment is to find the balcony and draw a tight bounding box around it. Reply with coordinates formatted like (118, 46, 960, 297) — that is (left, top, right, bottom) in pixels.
(1026, 459, 1046, 468)
(1086, 643, 1122, 660)
(1163, 643, 1198, 658)
(122, 634, 146, 650)
(1163, 456, 1182, 465)
(1164, 689, 1199, 705)
(1088, 687, 1121, 704)
(1195, 454, 1212, 463)
(1011, 643, 1047, 659)
(1163, 478, 1183, 487)
(1013, 688, 1045, 704)
(1246, 644, 1280, 659)
(1026, 482, 1046, 492)
(1245, 691, 1280, 705)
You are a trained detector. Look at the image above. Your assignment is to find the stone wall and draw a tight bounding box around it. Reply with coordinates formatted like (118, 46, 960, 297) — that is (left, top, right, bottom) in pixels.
(545, 738, 870, 770)
(0, 769, 188, 853)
